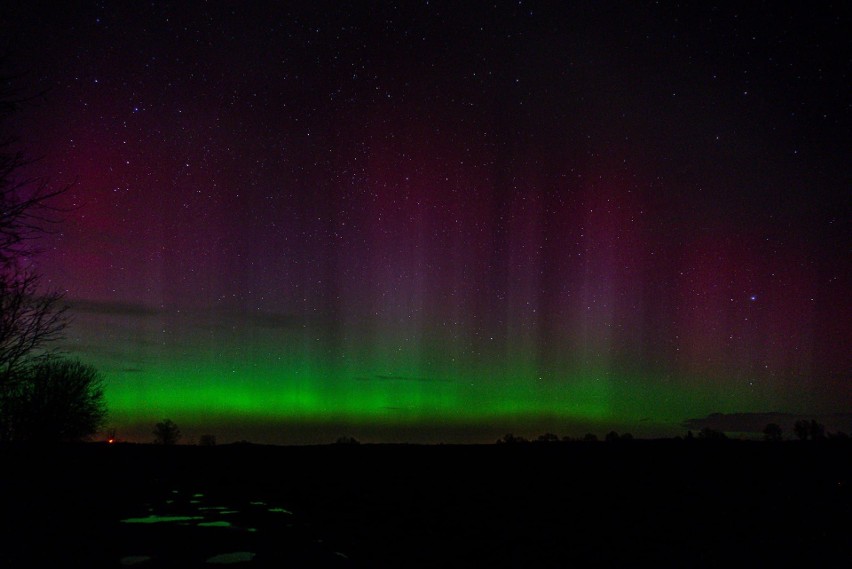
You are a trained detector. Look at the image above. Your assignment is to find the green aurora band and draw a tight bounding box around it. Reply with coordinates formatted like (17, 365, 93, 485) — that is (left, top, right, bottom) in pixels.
(65, 309, 771, 442)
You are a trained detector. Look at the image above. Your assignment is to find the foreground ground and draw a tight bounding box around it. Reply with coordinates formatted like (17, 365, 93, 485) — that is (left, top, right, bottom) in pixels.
(1, 440, 850, 567)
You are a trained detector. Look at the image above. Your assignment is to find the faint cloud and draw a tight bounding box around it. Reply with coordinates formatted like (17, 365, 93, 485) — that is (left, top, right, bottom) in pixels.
(188, 307, 304, 331)
(68, 299, 159, 316)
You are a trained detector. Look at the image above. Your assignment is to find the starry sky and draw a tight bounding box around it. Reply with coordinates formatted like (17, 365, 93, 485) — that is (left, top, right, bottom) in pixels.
(2, 1, 849, 443)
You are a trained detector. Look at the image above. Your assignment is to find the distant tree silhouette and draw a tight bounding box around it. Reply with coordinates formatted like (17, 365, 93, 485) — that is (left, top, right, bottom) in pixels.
(792, 419, 826, 441)
(0, 357, 106, 442)
(583, 433, 598, 442)
(335, 436, 360, 445)
(794, 420, 810, 441)
(497, 433, 528, 444)
(536, 432, 559, 443)
(620, 432, 634, 441)
(199, 434, 216, 446)
(605, 431, 620, 442)
(697, 427, 727, 440)
(153, 418, 181, 445)
(763, 423, 783, 442)
(809, 420, 825, 440)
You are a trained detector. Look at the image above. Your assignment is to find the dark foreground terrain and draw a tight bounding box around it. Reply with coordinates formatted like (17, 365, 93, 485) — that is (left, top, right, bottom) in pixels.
(1, 440, 850, 568)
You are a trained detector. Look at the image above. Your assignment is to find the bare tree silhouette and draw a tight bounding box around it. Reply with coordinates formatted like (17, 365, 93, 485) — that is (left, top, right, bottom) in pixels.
(0, 76, 67, 266)
(0, 273, 67, 382)
(0, 59, 102, 443)
(0, 63, 69, 389)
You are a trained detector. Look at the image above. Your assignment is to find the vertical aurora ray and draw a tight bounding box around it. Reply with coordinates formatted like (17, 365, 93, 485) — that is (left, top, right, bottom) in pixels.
(4, 2, 845, 442)
(62, 159, 791, 442)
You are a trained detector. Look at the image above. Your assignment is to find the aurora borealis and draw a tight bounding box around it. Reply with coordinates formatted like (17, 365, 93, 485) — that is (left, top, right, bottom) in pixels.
(2, 2, 848, 443)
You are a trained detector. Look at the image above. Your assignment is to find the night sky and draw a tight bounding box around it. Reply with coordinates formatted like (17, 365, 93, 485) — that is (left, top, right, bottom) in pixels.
(3, 1, 849, 443)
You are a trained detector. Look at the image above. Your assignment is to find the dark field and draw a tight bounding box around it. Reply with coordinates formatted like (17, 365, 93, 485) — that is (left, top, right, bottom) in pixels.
(2, 441, 850, 568)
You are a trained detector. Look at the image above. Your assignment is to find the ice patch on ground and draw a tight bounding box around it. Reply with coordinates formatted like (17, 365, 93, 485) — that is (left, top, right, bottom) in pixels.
(198, 521, 232, 527)
(205, 552, 255, 564)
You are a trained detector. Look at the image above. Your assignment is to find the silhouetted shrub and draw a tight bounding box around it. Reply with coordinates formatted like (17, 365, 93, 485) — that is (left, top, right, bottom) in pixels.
(620, 432, 634, 441)
(605, 431, 620, 442)
(583, 433, 598, 442)
(335, 436, 360, 445)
